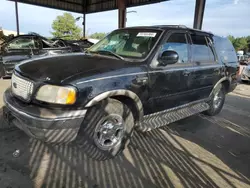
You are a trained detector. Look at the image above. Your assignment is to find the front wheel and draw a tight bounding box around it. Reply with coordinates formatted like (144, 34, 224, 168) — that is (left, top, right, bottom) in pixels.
(76, 98, 134, 160)
(204, 84, 225, 116)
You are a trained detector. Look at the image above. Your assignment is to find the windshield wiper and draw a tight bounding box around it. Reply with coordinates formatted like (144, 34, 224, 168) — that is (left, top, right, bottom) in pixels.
(91, 50, 124, 60)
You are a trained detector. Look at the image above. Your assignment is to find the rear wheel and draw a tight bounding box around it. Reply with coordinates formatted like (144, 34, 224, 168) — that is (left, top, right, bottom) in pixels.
(76, 98, 134, 160)
(204, 84, 225, 116)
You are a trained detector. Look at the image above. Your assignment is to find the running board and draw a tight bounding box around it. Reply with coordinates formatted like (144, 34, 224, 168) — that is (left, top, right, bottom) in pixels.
(138, 101, 210, 132)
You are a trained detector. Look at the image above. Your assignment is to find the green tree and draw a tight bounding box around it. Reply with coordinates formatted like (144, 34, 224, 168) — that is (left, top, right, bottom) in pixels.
(51, 13, 82, 40)
(247, 36, 250, 52)
(228, 35, 249, 52)
(233, 37, 248, 51)
(228, 35, 235, 44)
(89, 32, 107, 39)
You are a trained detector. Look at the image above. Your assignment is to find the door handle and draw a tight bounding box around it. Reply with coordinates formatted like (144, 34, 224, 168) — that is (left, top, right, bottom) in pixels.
(135, 76, 148, 84)
(214, 68, 220, 74)
(183, 70, 191, 76)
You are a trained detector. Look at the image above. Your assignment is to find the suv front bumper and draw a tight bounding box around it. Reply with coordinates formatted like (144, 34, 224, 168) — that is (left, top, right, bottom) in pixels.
(3, 89, 87, 143)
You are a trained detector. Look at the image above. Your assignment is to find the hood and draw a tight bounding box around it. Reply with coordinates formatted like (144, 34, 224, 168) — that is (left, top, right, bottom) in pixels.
(15, 53, 127, 84)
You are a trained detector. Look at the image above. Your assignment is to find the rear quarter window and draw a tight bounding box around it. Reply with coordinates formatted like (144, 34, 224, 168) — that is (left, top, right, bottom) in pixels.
(213, 36, 237, 64)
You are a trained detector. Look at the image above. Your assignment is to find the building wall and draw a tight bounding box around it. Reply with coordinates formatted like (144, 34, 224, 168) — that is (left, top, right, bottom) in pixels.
(0, 28, 24, 36)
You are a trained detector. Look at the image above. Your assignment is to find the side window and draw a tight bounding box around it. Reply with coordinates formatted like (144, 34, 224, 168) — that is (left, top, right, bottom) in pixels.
(213, 36, 237, 64)
(160, 33, 188, 63)
(191, 34, 215, 64)
(7, 37, 35, 49)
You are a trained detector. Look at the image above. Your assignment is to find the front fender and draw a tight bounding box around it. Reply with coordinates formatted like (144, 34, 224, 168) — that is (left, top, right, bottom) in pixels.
(85, 89, 144, 121)
(73, 71, 149, 122)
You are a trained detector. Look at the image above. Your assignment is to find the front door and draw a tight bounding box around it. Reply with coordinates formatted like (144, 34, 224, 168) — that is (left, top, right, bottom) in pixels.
(147, 31, 194, 114)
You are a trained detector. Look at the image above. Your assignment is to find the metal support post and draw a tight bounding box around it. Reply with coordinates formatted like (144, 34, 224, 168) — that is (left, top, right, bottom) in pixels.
(193, 0, 206, 29)
(83, 13, 86, 38)
(118, 0, 126, 28)
(15, 1, 20, 35)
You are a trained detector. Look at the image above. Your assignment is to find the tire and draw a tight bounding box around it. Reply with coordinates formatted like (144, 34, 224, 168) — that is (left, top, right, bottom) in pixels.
(204, 83, 225, 116)
(76, 98, 134, 160)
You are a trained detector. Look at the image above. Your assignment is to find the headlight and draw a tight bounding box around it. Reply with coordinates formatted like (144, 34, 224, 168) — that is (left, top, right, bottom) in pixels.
(36, 85, 76, 105)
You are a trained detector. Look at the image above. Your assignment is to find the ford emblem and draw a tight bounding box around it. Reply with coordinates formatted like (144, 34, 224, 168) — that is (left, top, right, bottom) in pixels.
(13, 82, 17, 88)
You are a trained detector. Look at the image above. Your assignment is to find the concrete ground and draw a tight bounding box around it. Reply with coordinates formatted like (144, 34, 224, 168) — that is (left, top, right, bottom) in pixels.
(1, 80, 250, 188)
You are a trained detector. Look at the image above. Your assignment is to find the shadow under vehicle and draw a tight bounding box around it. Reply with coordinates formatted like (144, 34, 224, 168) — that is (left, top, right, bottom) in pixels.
(3, 25, 238, 160)
(0, 34, 83, 78)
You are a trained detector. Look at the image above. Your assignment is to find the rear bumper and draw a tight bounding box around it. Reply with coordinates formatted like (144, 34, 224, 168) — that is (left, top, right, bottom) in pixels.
(3, 89, 87, 143)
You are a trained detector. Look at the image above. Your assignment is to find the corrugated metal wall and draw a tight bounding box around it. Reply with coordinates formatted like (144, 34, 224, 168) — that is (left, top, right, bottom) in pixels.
(87, 0, 117, 13)
(9, 0, 168, 13)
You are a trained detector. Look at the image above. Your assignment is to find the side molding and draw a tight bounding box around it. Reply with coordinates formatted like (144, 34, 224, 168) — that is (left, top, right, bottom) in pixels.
(85, 89, 144, 121)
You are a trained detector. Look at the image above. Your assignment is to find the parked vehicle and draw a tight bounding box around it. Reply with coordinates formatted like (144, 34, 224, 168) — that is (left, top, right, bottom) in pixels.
(3, 25, 238, 160)
(0, 34, 82, 78)
(241, 65, 250, 82)
(241, 56, 250, 82)
(67, 38, 99, 51)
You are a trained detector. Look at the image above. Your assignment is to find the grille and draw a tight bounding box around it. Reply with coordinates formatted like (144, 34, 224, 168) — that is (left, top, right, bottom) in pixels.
(11, 73, 34, 101)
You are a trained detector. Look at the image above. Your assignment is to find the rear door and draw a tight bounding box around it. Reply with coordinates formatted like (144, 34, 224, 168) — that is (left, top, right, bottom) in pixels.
(188, 32, 222, 101)
(147, 30, 194, 113)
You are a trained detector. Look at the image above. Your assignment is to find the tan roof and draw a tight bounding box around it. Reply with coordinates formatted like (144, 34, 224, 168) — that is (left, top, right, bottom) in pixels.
(0, 29, 25, 36)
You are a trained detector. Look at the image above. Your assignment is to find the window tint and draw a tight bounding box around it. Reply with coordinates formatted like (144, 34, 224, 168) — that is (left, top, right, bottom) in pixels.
(7, 37, 35, 49)
(160, 33, 188, 63)
(213, 36, 237, 63)
(191, 34, 215, 64)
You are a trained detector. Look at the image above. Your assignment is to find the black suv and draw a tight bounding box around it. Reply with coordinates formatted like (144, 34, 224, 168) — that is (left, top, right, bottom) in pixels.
(3, 25, 238, 160)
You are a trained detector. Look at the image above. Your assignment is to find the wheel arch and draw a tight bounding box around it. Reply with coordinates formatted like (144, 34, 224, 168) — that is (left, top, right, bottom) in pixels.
(85, 90, 144, 125)
(210, 77, 231, 97)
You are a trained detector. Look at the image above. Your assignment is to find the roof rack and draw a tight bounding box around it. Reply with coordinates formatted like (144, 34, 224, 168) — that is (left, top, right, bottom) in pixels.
(153, 25, 188, 28)
(167, 25, 213, 34)
(189, 28, 213, 34)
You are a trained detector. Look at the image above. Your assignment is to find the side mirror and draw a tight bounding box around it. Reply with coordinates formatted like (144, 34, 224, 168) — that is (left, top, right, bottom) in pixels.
(159, 50, 179, 66)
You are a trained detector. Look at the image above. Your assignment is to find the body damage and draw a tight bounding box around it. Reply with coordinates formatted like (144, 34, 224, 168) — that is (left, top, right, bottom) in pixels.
(0, 34, 82, 78)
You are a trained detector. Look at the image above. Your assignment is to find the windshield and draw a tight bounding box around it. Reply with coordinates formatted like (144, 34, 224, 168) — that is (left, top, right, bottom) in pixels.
(88, 29, 162, 59)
